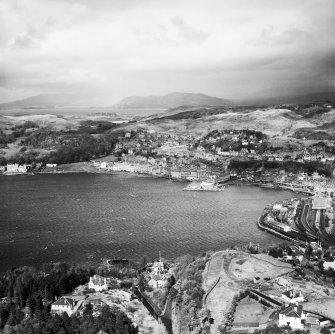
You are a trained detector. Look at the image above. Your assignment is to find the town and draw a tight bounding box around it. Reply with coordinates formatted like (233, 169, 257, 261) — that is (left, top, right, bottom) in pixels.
(2, 120, 335, 194)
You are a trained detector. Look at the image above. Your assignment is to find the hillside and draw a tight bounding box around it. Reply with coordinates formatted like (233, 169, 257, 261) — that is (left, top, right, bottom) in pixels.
(239, 90, 335, 106)
(114, 92, 232, 109)
(0, 93, 110, 109)
(130, 103, 335, 139)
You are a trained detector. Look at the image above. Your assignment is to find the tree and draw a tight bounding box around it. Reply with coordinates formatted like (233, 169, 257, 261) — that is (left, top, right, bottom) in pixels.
(138, 274, 146, 291)
(83, 302, 93, 318)
(116, 312, 128, 334)
(320, 327, 331, 334)
(305, 244, 313, 261)
(26, 296, 36, 317)
(317, 261, 324, 272)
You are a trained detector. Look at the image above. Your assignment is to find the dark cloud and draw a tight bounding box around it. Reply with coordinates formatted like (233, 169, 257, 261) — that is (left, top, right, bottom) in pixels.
(171, 17, 209, 43)
(255, 27, 311, 46)
(12, 33, 35, 49)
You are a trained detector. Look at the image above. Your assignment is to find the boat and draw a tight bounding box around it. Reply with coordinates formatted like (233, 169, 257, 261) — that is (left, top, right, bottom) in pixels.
(183, 181, 223, 192)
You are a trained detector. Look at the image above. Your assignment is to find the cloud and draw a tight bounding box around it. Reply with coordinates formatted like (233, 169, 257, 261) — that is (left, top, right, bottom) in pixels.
(255, 26, 311, 46)
(171, 17, 209, 44)
(0, 0, 334, 102)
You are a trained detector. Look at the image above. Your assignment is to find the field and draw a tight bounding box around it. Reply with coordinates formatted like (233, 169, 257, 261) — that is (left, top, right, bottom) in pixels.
(232, 297, 273, 326)
(202, 250, 293, 333)
(304, 298, 335, 321)
(229, 253, 292, 281)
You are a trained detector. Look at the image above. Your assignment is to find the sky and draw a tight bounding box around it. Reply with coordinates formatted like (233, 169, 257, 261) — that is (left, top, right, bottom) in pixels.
(0, 0, 334, 104)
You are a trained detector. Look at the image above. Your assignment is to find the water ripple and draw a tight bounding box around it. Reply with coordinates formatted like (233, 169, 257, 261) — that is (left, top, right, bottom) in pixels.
(0, 174, 302, 272)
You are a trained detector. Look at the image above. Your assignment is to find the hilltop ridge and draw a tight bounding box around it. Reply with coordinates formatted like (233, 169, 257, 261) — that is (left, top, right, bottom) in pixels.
(113, 92, 232, 109)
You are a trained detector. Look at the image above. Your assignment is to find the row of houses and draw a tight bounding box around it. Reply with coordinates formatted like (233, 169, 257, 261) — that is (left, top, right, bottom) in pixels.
(0, 163, 58, 174)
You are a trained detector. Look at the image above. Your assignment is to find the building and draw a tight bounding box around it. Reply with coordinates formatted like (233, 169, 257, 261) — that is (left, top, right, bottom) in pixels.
(277, 304, 306, 330)
(148, 274, 166, 289)
(147, 254, 170, 289)
(6, 164, 27, 173)
(317, 318, 330, 327)
(51, 297, 76, 315)
(323, 259, 335, 270)
(312, 196, 331, 210)
(88, 275, 109, 292)
(281, 290, 304, 305)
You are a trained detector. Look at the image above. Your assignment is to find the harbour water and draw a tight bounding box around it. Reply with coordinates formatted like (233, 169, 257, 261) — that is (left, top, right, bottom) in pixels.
(0, 173, 301, 273)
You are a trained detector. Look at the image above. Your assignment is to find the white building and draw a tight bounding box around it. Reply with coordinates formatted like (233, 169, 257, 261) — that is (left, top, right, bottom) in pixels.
(278, 304, 306, 330)
(6, 164, 27, 173)
(88, 275, 109, 292)
(323, 260, 335, 270)
(51, 297, 76, 315)
(148, 275, 166, 289)
(148, 257, 168, 289)
(281, 290, 304, 305)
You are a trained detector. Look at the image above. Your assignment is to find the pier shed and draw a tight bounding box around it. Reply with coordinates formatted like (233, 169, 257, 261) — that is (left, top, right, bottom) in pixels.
(312, 197, 331, 210)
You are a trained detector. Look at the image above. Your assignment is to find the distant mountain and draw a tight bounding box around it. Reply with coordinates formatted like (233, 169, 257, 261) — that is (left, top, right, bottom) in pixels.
(114, 92, 232, 109)
(239, 91, 335, 106)
(0, 94, 110, 109)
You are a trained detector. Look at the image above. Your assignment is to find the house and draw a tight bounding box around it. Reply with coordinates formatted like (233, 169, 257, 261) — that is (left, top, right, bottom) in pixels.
(147, 256, 170, 289)
(323, 259, 335, 270)
(6, 164, 27, 173)
(51, 296, 76, 315)
(277, 304, 306, 329)
(317, 318, 330, 327)
(148, 274, 166, 289)
(88, 275, 109, 292)
(281, 290, 304, 304)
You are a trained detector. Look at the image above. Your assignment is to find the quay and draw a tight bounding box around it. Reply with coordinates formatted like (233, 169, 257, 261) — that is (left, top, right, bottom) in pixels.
(257, 217, 300, 243)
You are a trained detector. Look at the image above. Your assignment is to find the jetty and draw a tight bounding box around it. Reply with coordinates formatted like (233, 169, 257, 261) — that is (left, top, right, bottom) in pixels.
(183, 181, 223, 192)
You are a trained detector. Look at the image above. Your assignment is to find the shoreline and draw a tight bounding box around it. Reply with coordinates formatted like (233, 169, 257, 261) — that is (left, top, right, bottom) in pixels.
(1, 165, 317, 196)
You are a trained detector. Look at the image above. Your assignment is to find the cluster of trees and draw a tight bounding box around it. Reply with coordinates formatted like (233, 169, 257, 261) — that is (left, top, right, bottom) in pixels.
(203, 129, 265, 141)
(0, 263, 94, 329)
(1, 129, 126, 165)
(44, 130, 125, 164)
(173, 254, 208, 310)
(0, 130, 17, 147)
(229, 159, 333, 177)
(0, 122, 40, 147)
(221, 290, 249, 332)
(2, 304, 137, 334)
(169, 254, 209, 334)
(196, 129, 267, 154)
(251, 324, 311, 334)
(0, 263, 137, 334)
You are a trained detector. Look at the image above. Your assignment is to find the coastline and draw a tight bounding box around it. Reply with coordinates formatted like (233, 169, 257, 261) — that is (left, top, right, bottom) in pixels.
(1, 162, 318, 197)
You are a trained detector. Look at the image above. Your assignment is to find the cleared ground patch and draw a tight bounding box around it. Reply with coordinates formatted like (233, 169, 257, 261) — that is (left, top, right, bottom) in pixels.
(233, 296, 273, 326)
(304, 298, 335, 321)
(229, 253, 293, 281)
(202, 251, 293, 333)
